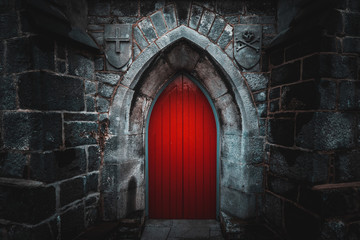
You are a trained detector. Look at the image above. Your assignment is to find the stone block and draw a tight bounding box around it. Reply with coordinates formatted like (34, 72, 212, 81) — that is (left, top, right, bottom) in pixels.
(221, 134, 242, 161)
(343, 37, 360, 54)
(217, 24, 233, 49)
(0, 75, 16, 110)
(243, 137, 265, 164)
(68, 53, 94, 80)
(3, 112, 62, 151)
(98, 83, 114, 98)
(270, 61, 300, 87)
(86, 172, 99, 193)
(220, 187, 256, 219)
(0, 152, 27, 178)
(139, 18, 157, 43)
(95, 72, 121, 86)
(198, 10, 216, 35)
(150, 11, 167, 37)
(30, 148, 86, 182)
(134, 26, 149, 50)
(60, 176, 85, 206)
(0, 183, 56, 224)
(335, 150, 360, 182)
(0, 13, 18, 39)
(215, 93, 242, 135)
(225, 40, 233, 59)
(263, 193, 283, 231)
(296, 112, 356, 150)
(139, 57, 173, 97)
(257, 103, 267, 118)
(270, 99, 279, 112)
(88, 145, 101, 172)
(18, 72, 85, 111)
(86, 96, 96, 112)
(208, 17, 226, 42)
(61, 204, 85, 240)
(339, 81, 360, 110)
(128, 95, 150, 134)
(5, 37, 30, 73)
(175, 1, 191, 25)
(269, 146, 329, 183)
(65, 122, 98, 147)
(344, 12, 360, 36)
(281, 80, 336, 111)
(163, 4, 177, 30)
(111, 0, 138, 16)
(166, 42, 200, 72)
(267, 118, 294, 147)
(284, 202, 321, 240)
(96, 97, 110, 113)
(254, 91, 266, 102)
(189, 4, 203, 29)
(303, 54, 357, 80)
(193, 57, 227, 99)
(225, 16, 238, 24)
(243, 73, 269, 92)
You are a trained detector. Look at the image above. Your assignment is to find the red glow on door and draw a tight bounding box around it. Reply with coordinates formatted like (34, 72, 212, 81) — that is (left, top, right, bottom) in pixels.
(148, 74, 216, 219)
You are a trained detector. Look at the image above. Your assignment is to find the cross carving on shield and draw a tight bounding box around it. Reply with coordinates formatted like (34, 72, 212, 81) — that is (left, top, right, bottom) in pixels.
(104, 24, 132, 69)
(234, 25, 262, 70)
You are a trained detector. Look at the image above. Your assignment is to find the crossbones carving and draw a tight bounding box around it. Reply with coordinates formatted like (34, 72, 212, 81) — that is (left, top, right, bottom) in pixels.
(235, 34, 260, 53)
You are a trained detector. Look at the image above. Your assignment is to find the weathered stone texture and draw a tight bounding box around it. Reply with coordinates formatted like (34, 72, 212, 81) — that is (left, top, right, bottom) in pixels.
(3, 112, 62, 151)
(0, 75, 16, 110)
(296, 112, 356, 150)
(18, 72, 85, 111)
(65, 122, 98, 147)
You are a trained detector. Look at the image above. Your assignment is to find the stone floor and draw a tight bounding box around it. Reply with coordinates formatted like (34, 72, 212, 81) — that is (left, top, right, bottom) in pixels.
(141, 219, 224, 240)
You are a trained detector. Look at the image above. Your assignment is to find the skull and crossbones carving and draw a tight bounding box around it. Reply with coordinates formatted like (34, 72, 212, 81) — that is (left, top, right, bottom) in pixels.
(235, 30, 260, 53)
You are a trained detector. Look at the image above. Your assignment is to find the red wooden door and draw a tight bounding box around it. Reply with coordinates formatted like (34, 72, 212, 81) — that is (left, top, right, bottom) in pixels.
(148, 74, 217, 219)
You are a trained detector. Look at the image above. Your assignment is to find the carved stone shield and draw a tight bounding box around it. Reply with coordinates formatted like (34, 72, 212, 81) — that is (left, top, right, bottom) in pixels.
(234, 25, 262, 70)
(104, 24, 132, 69)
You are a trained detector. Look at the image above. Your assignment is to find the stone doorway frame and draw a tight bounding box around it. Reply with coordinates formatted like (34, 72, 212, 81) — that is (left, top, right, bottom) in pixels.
(103, 26, 264, 221)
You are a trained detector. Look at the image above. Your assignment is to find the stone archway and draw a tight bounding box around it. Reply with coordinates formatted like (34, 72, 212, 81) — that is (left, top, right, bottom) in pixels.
(102, 26, 264, 221)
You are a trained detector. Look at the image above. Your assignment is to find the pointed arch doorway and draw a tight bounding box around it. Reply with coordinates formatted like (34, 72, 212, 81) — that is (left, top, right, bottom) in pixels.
(147, 74, 218, 219)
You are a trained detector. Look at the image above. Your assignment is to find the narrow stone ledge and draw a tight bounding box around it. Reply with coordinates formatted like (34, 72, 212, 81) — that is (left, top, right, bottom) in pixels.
(312, 182, 360, 190)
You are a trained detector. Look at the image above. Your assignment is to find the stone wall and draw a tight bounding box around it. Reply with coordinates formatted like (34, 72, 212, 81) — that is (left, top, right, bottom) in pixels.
(0, 1, 99, 239)
(265, 0, 360, 239)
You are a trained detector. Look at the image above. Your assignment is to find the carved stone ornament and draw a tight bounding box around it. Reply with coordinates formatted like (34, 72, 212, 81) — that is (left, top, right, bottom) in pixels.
(104, 24, 132, 69)
(234, 25, 262, 70)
